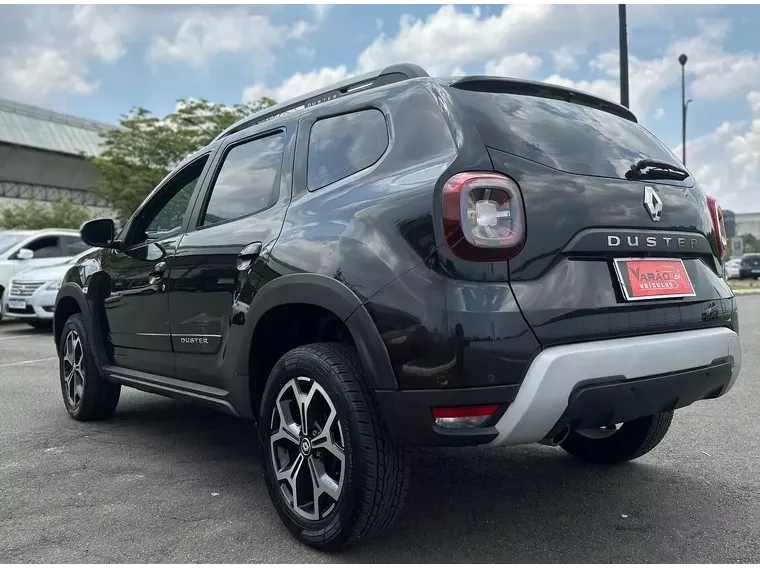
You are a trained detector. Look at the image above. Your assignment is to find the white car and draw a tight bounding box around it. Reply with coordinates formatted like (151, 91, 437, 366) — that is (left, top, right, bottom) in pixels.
(725, 258, 742, 279)
(4, 246, 98, 328)
(0, 229, 89, 322)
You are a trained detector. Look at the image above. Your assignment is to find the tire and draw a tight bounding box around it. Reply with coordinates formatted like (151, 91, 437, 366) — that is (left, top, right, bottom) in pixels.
(28, 319, 53, 329)
(259, 342, 409, 551)
(58, 313, 121, 421)
(560, 411, 674, 465)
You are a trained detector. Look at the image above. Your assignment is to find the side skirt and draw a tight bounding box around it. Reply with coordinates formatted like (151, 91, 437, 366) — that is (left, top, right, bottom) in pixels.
(103, 365, 240, 417)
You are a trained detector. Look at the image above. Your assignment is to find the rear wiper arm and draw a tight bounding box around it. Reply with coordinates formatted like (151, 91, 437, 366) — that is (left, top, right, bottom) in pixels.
(626, 159, 690, 181)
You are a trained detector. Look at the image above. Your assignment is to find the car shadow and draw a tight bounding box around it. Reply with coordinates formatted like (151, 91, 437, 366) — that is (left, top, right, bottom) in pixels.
(1, 323, 53, 335)
(88, 396, 745, 563)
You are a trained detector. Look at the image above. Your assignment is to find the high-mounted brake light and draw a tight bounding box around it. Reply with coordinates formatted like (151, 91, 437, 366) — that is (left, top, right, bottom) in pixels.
(706, 195, 727, 259)
(441, 172, 526, 262)
(432, 404, 500, 429)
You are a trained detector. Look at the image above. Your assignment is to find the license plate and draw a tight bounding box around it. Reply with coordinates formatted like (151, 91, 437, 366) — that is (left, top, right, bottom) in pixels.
(613, 258, 695, 301)
(8, 298, 26, 310)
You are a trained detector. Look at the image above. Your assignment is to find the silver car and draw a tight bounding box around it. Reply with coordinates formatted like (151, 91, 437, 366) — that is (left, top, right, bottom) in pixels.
(4, 247, 97, 328)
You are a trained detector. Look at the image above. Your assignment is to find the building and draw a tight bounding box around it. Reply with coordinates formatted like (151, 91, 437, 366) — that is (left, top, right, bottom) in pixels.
(735, 212, 760, 239)
(0, 97, 113, 213)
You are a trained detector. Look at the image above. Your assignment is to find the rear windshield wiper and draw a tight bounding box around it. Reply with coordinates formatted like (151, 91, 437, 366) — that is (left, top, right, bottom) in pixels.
(626, 159, 690, 181)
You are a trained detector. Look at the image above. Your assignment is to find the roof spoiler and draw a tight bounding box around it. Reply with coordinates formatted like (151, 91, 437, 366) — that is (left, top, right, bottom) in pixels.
(214, 63, 430, 142)
(450, 76, 638, 123)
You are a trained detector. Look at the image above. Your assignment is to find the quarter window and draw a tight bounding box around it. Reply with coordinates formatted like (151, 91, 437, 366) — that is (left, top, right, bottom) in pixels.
(307, 109, 388, 191)
(201, 133, 286, 227)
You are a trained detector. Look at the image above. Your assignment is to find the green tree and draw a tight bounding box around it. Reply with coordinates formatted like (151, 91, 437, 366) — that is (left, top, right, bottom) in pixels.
(90, 97, 276, 222)
(0, 200, 91, 230)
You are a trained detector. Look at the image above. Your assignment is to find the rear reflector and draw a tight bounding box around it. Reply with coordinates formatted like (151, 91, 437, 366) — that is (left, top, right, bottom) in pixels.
(432, 404, 500, 429)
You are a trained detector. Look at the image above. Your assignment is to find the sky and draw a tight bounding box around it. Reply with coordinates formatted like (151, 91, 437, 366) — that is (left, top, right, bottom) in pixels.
(0, 3, 759, 213)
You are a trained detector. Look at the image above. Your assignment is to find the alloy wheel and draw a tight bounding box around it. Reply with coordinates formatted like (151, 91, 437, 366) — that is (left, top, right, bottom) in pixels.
(62, 330, 85, 408)
(269, 377, 346, 521)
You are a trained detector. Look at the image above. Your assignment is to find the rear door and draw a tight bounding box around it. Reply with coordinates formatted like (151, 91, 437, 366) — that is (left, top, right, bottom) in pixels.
(447, 81, 734, 345)
(168, 121, 295, 388)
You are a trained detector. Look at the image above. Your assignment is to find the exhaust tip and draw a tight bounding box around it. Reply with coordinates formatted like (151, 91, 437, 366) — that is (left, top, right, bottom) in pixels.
(539, 425, 571, 446)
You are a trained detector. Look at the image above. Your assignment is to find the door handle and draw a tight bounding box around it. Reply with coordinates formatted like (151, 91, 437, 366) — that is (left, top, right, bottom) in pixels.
(150, 261, 167, 275)
(149, 261, 167, 285)
(237, 242, 262, 271)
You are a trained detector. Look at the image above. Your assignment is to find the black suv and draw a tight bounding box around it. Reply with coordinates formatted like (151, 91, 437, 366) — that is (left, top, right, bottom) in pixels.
(738, 253, 760, 279)
(54, 63, 742, 550)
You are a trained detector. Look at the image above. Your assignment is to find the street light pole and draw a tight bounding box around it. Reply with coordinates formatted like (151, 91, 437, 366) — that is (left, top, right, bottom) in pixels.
(679, 53, 688, 164)
(619, 5, 629, 108)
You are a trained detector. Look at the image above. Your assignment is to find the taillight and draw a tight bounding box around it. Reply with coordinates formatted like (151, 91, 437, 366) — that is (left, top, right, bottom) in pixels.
(432, 404, 500, 429)
(706, 195, 727, 259)
(441, 172, 525, 261)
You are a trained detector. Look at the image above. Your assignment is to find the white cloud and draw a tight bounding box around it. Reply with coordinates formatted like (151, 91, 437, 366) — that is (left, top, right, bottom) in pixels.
(551, 47, 581, 72)
(146, 10, 284, 71)
(237, 4, 718, 113)
(70, 5, 130, 63)
(748, 92, 760, 114)
(0, 5, 130, 101)
(542, 44, 689, 122)
(243, 65, 351, 104)
(356, 4, 552, 76)
(671, 97, 760, 213)
(0, 46, 99, 98)
(484, 54, 542, 79)
(310, 5, 331, 23)
(667, 21, 760, 100)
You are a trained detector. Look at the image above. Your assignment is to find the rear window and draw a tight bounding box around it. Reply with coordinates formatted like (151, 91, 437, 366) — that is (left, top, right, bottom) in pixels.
(743, 255, 760, 266)
(452, 89, 684, 181)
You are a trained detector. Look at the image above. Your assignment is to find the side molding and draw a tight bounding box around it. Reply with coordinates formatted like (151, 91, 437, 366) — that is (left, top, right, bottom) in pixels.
(236, 273, 398, 390)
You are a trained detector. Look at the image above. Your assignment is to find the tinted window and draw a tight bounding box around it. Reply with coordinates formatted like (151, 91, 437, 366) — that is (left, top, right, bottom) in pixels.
(134, 156, 208, 245)
(201, 133, 285, 227)
(453, 89, 684, 181)
(25, 236, 64, 258)
(307, 109, 388, 191)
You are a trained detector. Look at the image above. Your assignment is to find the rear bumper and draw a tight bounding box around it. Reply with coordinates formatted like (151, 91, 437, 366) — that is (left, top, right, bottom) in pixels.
(377, 327, 741, 447)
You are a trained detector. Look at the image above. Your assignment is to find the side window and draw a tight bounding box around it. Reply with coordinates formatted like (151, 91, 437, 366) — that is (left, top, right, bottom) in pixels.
(200, 132, 285, 227)
(25, 236, 64, 258)
(131, 156, 208, 246)
(62, 236, 90, 255)
(307, 109, 388, 191)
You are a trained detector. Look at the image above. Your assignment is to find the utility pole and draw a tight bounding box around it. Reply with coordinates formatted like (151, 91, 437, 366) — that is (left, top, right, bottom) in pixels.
(678, 53, 692, 165)
(619, 4, 629, 108)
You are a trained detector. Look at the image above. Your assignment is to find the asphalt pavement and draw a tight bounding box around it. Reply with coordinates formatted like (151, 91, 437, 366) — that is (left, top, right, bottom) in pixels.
(1, 298, 759, 562)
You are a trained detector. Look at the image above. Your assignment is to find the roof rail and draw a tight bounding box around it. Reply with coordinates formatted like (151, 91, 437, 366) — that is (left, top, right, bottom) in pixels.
(213, 63, 429, 142)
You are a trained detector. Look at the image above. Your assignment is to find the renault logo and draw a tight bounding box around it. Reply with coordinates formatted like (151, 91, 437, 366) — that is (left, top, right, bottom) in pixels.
(644, 186, 663, 222)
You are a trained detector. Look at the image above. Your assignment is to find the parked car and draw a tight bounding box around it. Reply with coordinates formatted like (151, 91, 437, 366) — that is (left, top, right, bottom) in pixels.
(738, 253, 760, 279)
(0, 229, 89, 322)
(4, 247, 98, 328)
(725, 258, 742, 279)
(53, 64, 742, 551)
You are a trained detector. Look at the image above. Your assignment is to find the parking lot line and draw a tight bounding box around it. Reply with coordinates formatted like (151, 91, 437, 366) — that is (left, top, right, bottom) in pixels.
(0, 357, 57, 368)
(2, 334, 49, 340)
